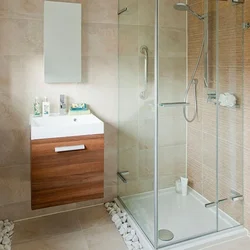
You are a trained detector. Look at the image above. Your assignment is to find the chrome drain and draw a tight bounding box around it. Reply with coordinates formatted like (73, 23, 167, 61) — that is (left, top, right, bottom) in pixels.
(158, 229, 174, 241)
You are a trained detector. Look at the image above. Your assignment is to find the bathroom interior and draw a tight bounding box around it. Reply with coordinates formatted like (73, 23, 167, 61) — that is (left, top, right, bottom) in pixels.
(0, 0, 250, 250)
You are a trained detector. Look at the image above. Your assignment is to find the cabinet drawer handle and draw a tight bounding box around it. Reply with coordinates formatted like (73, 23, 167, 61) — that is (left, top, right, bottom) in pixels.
(55, 145, 86, 153)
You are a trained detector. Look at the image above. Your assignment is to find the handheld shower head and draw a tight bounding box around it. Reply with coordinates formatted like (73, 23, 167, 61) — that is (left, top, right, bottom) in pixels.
(174, 3, 205, 20)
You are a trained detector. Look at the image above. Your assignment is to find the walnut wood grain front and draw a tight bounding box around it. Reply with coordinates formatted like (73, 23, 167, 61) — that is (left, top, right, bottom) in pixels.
(31, 134, 104, 210)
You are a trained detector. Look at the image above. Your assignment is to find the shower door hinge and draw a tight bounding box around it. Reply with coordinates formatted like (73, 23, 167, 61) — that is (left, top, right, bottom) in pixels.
(243, 22, 250, 30)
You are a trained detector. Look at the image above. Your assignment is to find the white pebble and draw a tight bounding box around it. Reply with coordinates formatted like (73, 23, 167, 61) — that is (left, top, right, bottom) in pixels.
(0, 245, 4, 250)
(115, 219, 122, 229)
(125, 240, 132, 246)
(4, 246, 10, 250)
(132, 235, 139, 242)
(2, 236, 10, 245)
(104, 203, 110, 208)
(131, 229, 136, 236)
(111, 214, 120, 223)
(124, 233, 133, 241)
(110, 211, 117, 216)
(121, 217, 127, 223)
(107, 207, 112, 212)
(1, 230, 7, 235)
(132, 242, 141, 249)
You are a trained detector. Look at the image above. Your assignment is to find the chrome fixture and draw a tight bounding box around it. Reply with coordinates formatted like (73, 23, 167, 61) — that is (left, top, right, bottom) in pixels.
(117, 171, 129, 183)
(140, 45, 149, 100)
(158, 229, 174, 241)
(118, 7, 128, 15)
(205, 198, 228, 208)
(174, 3, 207, 123)
(173, 3, 205, 20)
(243, 22, 250, 30)
(231, 190, 244, 202)
(207, 92, 217, 103)
(159, 102, 189, 107)
(60, 94, 67, 115)
(231, 0, 244, 4)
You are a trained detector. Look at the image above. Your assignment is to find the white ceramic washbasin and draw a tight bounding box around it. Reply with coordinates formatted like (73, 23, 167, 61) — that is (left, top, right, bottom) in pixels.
(30, 114, 104, 140)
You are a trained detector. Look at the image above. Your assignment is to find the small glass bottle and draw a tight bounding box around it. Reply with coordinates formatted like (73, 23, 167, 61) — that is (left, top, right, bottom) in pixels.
(42, 96, 50, 117)
(33, 97, 41, 117)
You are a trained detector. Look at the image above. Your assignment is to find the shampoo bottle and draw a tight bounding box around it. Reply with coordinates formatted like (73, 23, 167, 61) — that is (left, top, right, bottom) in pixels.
(33, 97, 41, 117)
(42, 97, 50, 116)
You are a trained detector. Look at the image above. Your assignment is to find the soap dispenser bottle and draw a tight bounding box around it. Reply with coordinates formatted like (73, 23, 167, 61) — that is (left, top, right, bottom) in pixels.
(42, 97, 50, 117)
(33, 97, 41, 117)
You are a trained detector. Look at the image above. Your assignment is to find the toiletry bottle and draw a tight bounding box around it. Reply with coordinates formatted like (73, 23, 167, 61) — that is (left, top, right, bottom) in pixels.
(33, 97, 41, 117)
(42, 97, 50, 117)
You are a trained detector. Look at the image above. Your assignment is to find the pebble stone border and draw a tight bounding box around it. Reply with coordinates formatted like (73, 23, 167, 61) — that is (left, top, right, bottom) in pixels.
(0, 220, 14, 250)
(104, 202, 143, 250)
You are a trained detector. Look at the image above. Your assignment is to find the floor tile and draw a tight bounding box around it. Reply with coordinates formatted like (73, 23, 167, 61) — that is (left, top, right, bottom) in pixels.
(88, 239, 127, 250)
(203, 236, 250, 250)
(12, 240, 49, 250)
(13, 210, 82, 244)
(45, 231, 89, 250)
(77, 205, 112, 230)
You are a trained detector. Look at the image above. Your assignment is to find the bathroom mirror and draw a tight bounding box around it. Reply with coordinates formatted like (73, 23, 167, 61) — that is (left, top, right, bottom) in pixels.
(44, 1, 82, 83)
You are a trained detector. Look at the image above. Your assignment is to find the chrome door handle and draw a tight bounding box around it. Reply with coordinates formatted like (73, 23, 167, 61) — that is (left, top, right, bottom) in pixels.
(55, 145, 85, 153)
(159, 102, 190, 107)
(205, 198, 228, 208)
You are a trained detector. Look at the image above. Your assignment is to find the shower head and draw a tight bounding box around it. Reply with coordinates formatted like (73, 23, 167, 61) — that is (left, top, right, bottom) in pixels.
(174, 3, 205, 21)
(174, 3, 189, 11)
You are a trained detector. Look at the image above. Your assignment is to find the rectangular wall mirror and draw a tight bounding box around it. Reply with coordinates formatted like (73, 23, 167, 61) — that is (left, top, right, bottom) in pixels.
(44, 1, 82, 83)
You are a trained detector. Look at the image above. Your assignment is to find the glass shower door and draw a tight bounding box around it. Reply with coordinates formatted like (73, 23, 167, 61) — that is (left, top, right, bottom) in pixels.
(157, 0, 217, 247)
(117, 0, 156, 246)
(216, 0, 244, 231)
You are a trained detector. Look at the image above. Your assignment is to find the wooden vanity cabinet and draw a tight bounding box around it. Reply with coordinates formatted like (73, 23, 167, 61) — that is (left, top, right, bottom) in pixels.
(31, 134, 104, 210)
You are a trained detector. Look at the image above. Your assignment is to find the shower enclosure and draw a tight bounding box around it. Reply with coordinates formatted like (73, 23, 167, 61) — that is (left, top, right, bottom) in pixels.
(117, 0, 244, 249)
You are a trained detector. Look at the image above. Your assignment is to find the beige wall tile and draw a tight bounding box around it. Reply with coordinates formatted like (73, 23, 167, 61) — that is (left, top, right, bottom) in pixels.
(82, 0, 117, 24)
(138, 0, 155, 27)
(0, 18, 43, 55)
(118, 0, 138, 25)
(119, 25, 138, 56)
(0, 165, 30, 206)
(0, 0, 44, 19)
(82, 23, 118, 56)
(159, 0, 186, 29)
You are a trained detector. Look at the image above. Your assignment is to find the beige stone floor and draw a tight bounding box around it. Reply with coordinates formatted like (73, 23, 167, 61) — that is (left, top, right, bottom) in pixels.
(11, 204, 250, 250)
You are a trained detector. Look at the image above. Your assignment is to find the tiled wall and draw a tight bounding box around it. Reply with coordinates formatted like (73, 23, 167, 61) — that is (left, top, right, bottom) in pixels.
(187, 0, 245, 227)
(0, 0, 118, 220)
(118, 0, 187, 196)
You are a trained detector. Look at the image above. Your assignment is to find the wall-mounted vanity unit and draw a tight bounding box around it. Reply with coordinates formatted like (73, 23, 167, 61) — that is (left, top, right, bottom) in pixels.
(30, 114, 104, 209)
(44, 1, 82, 83)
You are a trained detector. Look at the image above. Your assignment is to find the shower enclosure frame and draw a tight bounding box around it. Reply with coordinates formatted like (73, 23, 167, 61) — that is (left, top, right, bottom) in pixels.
(117, 0, 245, 249)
